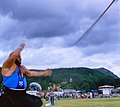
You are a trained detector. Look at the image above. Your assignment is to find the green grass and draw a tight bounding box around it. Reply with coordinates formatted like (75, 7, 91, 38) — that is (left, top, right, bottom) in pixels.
(42, 97, 120, 107)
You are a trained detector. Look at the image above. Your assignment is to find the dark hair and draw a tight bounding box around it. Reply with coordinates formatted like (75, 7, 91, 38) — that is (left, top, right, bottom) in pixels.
(15, 59, 21, 66)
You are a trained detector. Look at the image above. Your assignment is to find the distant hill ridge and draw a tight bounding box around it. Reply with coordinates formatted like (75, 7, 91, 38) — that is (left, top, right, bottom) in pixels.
(94, 67, 119, 79)
(52, 67, 119, 78)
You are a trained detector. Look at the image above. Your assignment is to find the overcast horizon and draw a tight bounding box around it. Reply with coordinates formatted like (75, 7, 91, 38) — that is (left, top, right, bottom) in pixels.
(0, 0, 120, 77)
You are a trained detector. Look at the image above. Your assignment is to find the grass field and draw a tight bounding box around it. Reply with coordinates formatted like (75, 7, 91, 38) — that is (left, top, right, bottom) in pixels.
(42, 97, 120, 107)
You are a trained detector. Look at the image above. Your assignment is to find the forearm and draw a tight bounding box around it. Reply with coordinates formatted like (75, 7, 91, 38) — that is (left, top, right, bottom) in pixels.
(12, 44, 24, 57)
(12, 48, 22, 57)
(8, 43, 25, 60)
(30, 71, 47, 77)
(26, 69, 52, 77)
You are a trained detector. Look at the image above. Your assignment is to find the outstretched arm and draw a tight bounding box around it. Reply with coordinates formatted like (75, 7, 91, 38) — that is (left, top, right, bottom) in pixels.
(22, 66, 52, 77)
(2, 43, 25, 76)
(2, 43, 25, 68)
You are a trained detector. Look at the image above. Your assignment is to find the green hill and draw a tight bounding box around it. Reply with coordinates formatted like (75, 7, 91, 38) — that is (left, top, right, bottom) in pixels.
(0, 67, 120, 90)
(51, 67, 120, 90)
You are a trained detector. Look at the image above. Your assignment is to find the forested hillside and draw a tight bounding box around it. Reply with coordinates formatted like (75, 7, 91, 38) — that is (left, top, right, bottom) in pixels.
(51, 67, 120, 90)
(0, 67, 120, 90)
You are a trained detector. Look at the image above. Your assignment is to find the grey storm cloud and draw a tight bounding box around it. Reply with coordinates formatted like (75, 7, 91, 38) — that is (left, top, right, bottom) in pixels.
(0, 0, 81, 38)
(0, 0, 119, 51)
(1, 0, 116, 39)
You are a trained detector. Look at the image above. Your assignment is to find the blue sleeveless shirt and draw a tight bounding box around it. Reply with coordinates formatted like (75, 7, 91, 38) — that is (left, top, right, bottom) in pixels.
(2, 66, 27, 89)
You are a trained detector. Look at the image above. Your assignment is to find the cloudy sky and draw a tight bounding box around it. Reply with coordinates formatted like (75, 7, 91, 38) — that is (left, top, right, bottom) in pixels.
(0, 0, 120, 76)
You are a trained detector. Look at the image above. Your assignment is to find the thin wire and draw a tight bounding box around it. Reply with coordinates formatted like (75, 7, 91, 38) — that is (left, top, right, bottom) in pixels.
(73, 0, 116, 46)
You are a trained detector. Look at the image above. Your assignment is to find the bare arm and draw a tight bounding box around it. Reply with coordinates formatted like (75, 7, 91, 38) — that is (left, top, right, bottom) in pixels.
(2, 43, 25, 68)
(2, 43, 25, 76)
(22, 66, 52, 77)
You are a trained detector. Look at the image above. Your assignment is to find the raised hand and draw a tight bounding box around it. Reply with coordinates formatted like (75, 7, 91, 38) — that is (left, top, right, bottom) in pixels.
(19, 43, 25, 49)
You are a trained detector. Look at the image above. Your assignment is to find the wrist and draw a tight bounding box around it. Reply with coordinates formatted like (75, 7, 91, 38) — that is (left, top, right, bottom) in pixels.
(19, 46, 24, 50)
(19, 43, 25, 50)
